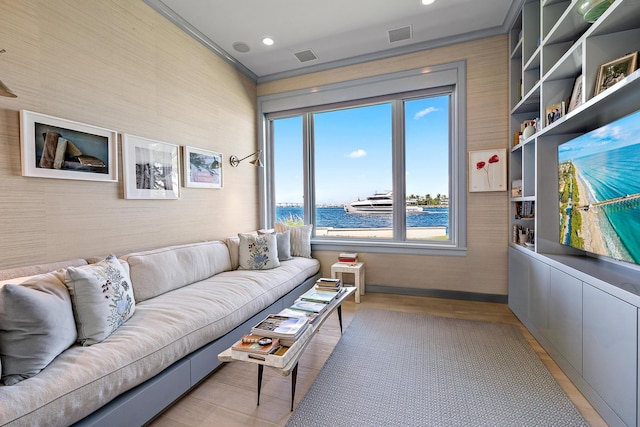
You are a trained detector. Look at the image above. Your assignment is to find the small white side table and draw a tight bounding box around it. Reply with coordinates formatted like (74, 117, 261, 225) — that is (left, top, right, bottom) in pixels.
(331, 262, 365, 303)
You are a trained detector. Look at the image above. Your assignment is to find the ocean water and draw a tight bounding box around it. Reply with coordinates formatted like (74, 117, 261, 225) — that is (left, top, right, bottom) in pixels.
(276, 206, 449, 230)
(574, 143, 640, 263)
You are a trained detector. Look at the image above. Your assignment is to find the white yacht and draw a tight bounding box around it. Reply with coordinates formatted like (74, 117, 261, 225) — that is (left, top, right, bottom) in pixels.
(344, 192, 423, 214)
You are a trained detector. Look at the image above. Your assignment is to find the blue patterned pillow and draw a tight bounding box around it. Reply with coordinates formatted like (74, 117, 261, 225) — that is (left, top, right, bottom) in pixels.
(65, 255, 135, 346)
(238, 233, 280, 270)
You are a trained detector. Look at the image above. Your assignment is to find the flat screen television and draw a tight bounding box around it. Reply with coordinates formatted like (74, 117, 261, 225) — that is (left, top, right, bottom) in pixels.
(558, 108, 640, 266)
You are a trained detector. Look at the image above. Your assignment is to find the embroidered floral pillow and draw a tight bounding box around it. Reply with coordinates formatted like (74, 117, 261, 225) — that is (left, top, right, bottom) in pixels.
(65, 255, 136, 346)
(238, 233, 280, 270)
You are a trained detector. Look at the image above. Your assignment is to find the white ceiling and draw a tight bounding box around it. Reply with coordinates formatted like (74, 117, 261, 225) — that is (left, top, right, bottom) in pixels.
(145, 0, 521, 82)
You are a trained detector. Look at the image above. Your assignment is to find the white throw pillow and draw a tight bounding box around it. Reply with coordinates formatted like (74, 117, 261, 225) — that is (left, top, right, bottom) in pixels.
(274, 223, 313, 258)
(65, 255, 136, 346)
(238, 233, 280, 270)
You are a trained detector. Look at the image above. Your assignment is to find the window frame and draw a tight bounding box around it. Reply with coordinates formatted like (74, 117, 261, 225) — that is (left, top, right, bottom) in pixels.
(258, 61, 467, 256)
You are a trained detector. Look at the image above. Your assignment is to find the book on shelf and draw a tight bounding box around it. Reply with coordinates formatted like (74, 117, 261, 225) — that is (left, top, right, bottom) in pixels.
(338, 252, 358, 263)
(289, 299, 329, 315)
(231, 335, 281, 354)
(251, 314, 309, 341)
(300, 289, 338, 304)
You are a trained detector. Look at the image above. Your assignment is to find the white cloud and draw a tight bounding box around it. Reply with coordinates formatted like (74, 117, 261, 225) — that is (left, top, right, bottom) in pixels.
(414, 107, 438, 120)
(347, 149, 367, 158)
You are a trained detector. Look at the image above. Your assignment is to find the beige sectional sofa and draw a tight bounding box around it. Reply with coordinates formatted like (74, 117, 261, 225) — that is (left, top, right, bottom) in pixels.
(0, 237, 320, 427)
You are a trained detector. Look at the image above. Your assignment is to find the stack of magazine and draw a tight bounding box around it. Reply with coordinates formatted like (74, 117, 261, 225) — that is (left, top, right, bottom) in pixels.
(315, 277, 342, 292)
(282, 286, 344, 321)
(249, 314, 309, 347)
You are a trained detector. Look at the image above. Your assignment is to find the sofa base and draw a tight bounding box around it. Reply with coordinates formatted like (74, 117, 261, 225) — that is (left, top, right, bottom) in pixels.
(73, 272, 320, 427)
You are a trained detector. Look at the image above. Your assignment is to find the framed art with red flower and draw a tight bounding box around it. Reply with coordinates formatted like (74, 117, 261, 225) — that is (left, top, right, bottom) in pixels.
(469, 148, 507, 192)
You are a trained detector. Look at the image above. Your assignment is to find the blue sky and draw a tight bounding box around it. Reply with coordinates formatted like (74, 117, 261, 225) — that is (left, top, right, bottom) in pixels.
(274, 95, 450, 205)
(559, 109, 640, 162)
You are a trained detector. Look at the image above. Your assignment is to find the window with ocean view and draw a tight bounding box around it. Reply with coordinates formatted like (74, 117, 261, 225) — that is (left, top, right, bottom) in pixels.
(271, 92, 451, 242)
(260, 61, 466, 254)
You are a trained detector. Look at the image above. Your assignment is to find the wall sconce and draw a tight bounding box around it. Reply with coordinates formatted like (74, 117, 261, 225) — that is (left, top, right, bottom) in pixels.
(229, 150, 263, 167)
(0, 49, 17, 98)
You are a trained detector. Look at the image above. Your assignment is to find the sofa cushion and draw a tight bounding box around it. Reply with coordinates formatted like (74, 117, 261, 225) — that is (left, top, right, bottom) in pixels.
(238, 233, 280, 270)
(225, 236, 241, 270)
(121, 240, 232, 302)
(259, 229, 293, 261)
(274, 223, 313, 258)
(0, 270, 77, 385)
(65, 255, 136, 346)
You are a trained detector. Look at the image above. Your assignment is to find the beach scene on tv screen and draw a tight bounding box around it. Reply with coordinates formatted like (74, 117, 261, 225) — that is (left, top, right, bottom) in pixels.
(558, 110, 640, 265)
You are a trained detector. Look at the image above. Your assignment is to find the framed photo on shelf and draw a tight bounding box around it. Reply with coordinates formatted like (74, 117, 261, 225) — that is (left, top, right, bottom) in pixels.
(19, 110, 118, 182)
(567, 74, 583, 113)
(468, 148, 506, 192)
(182, 146, 222, 189)
(122, 134, 180, 199)
(545, 102, 565, 126)
(594, 52, 638, 96)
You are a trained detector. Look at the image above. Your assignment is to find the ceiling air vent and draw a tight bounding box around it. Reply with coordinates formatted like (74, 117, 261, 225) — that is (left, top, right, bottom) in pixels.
(388, 25, 412, 43)
(294, 49, 318, 63)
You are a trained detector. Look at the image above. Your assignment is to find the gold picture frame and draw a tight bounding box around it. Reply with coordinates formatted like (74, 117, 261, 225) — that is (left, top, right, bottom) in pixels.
(594, 52, 638, 96)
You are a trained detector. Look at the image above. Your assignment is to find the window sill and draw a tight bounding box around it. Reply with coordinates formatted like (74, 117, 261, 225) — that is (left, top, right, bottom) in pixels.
(311, 238, 467, 256)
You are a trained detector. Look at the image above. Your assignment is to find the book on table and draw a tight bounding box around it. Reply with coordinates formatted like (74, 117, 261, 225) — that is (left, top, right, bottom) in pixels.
(251, 314, 309, 341)
(338, 252, 358, 263)
(289, 299, 329, 315)
(231, 335, 281, 355)
(300, 289, 338, 304)
(315, 277, 342, 291)
(278, 307, 320, 324)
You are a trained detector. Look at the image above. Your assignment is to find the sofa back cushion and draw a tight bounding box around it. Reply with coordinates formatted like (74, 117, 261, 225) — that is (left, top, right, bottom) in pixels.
(0, 270, 77, 385)
(121, 241, 231, 302)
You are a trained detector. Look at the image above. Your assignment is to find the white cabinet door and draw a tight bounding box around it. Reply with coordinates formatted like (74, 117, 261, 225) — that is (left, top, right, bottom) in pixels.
(548, 267, 582, 374)
(583, 283, 637, 427)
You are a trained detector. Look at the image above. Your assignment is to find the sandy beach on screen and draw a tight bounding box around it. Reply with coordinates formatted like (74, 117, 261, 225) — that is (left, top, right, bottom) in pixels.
(574, 170, 607, 256)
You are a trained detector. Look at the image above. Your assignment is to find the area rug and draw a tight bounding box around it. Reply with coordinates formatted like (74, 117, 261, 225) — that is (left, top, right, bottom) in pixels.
(286, 308, 588, 427)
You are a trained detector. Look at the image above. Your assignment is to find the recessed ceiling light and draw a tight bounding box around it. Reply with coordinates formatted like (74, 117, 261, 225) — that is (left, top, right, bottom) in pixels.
(421, 0, 435, 5)
(262, 37, 274, 46)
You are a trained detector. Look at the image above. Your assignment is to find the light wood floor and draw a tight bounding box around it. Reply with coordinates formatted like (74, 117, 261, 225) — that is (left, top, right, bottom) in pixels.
(149, 293, 608, 427)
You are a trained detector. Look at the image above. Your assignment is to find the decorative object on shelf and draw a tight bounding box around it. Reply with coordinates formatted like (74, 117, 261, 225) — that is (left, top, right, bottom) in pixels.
(545, 102, 565, 126)
(567, 74, 584, 113)
(19, 110, 118, 182)
(522, 121, 536, 139)
(0, 49, 17, 98)
(468, 148, 507, 192)
(229, 150, 263, 167)
(594, 52, 638, 96)
(122, 134, 180, 199)
(182, 146, 222, 189)
(576, 0, 614, 23)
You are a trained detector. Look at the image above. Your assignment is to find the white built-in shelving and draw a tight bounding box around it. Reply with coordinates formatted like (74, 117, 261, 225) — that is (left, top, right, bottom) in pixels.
(507, 2, 640, 426)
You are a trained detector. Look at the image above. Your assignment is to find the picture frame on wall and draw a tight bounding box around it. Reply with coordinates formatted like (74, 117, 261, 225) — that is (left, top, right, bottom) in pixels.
(594, 52, 638, 96)
(182, 146, 222, 189)
(122, 134, 180, 199)
(469, 148, 507, 192)
(19, 110, 118, 182)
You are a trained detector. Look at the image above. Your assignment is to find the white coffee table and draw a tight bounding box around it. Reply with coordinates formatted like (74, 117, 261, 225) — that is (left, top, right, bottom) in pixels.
(218, 286, 356, 410)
